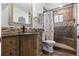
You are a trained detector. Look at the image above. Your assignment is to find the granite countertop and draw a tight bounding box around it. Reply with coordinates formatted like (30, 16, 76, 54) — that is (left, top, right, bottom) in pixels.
(2, 32, 38, 37)
(1, 27, 44, 37)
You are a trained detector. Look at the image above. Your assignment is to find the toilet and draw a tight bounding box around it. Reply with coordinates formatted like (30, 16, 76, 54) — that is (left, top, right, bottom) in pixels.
(42, 40, 56, 53)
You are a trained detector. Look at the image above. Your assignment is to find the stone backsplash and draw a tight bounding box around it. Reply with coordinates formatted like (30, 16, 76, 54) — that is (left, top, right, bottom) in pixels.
(1, 27, 44, 35)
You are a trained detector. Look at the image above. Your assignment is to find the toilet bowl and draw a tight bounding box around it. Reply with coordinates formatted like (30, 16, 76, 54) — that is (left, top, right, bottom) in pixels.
(42, 40, 56, 53)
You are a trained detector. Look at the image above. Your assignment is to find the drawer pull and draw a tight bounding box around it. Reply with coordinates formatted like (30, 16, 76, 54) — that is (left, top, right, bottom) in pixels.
(9, 41, 13, 44)
(34, 47, 37, 49)
(9, 52, 13, 55)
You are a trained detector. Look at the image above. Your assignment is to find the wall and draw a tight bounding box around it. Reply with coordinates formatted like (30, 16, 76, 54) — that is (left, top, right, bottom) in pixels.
(0, 3, 1, 35)
(32, 3, 44, 18)
(77, 4, 79, 56)
(2, 4, 9, 27)
(0, 3, 1, 56)
(32, 3, 44, 29)
(77, 26, 79, 55)
(0, 3, 1, 27)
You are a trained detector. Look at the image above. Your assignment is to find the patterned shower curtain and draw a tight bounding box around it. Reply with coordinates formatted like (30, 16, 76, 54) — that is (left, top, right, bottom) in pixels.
(43, 11, 54, 41)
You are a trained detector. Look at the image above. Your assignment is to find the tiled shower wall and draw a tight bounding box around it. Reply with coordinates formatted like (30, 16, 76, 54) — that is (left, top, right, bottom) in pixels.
(54, 4, 76, 49)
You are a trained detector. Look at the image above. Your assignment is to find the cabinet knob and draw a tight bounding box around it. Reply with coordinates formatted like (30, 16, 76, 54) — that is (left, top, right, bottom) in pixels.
(9, 41, 13, 44)
(9, 52, 13, 55)
(34, 47, 37, 49)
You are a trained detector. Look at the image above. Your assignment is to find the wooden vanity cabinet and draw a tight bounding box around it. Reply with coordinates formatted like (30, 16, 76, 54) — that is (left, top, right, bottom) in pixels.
(2, 33, 42, 56)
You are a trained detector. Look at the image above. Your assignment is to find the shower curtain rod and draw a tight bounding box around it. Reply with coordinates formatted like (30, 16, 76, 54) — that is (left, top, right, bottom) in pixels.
(43, 3, 76, 13)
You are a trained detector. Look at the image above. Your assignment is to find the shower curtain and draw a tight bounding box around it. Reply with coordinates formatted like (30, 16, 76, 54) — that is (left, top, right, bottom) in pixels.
(43, 11, 54, 41)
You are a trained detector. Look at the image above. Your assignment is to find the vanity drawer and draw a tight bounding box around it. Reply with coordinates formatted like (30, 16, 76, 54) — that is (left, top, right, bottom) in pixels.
(2, 36, 19, 48)
(2, 48, 19, 56)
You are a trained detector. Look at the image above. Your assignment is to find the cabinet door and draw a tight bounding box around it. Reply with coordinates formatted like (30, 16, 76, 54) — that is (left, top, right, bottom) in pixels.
(2, 36, 19, 56)
(20, 35, 30, 56)
(20, 35, 37, 56)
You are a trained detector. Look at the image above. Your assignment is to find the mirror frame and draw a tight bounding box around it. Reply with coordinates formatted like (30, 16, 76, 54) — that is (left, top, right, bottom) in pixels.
(8, 3, 33, 27)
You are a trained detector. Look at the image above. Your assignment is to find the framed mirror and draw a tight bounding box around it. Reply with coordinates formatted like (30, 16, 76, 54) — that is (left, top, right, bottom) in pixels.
(8, 3, 32, 27)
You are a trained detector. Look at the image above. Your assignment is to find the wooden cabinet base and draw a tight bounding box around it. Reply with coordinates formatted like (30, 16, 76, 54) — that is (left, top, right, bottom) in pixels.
(2, 33, 42, 56)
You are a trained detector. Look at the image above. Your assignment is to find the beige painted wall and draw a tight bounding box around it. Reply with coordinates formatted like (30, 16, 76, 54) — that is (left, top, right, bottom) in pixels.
(0, 3, 1, 56)
(77, 4, 79, 56)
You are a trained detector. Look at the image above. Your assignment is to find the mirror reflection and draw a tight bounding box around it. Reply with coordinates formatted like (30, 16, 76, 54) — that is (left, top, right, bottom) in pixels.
(9, 3, 32, 26)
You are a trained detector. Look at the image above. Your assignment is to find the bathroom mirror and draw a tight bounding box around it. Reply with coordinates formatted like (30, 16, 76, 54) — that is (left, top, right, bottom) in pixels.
(8, 3, 32, 27)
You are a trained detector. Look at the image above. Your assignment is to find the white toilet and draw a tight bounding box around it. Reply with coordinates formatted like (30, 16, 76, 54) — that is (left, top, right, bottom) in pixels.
(42, 40, 56, 53)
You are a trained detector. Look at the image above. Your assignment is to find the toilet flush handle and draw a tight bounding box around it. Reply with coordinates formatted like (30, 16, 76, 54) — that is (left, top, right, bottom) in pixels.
(78, 36, 79, 39)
